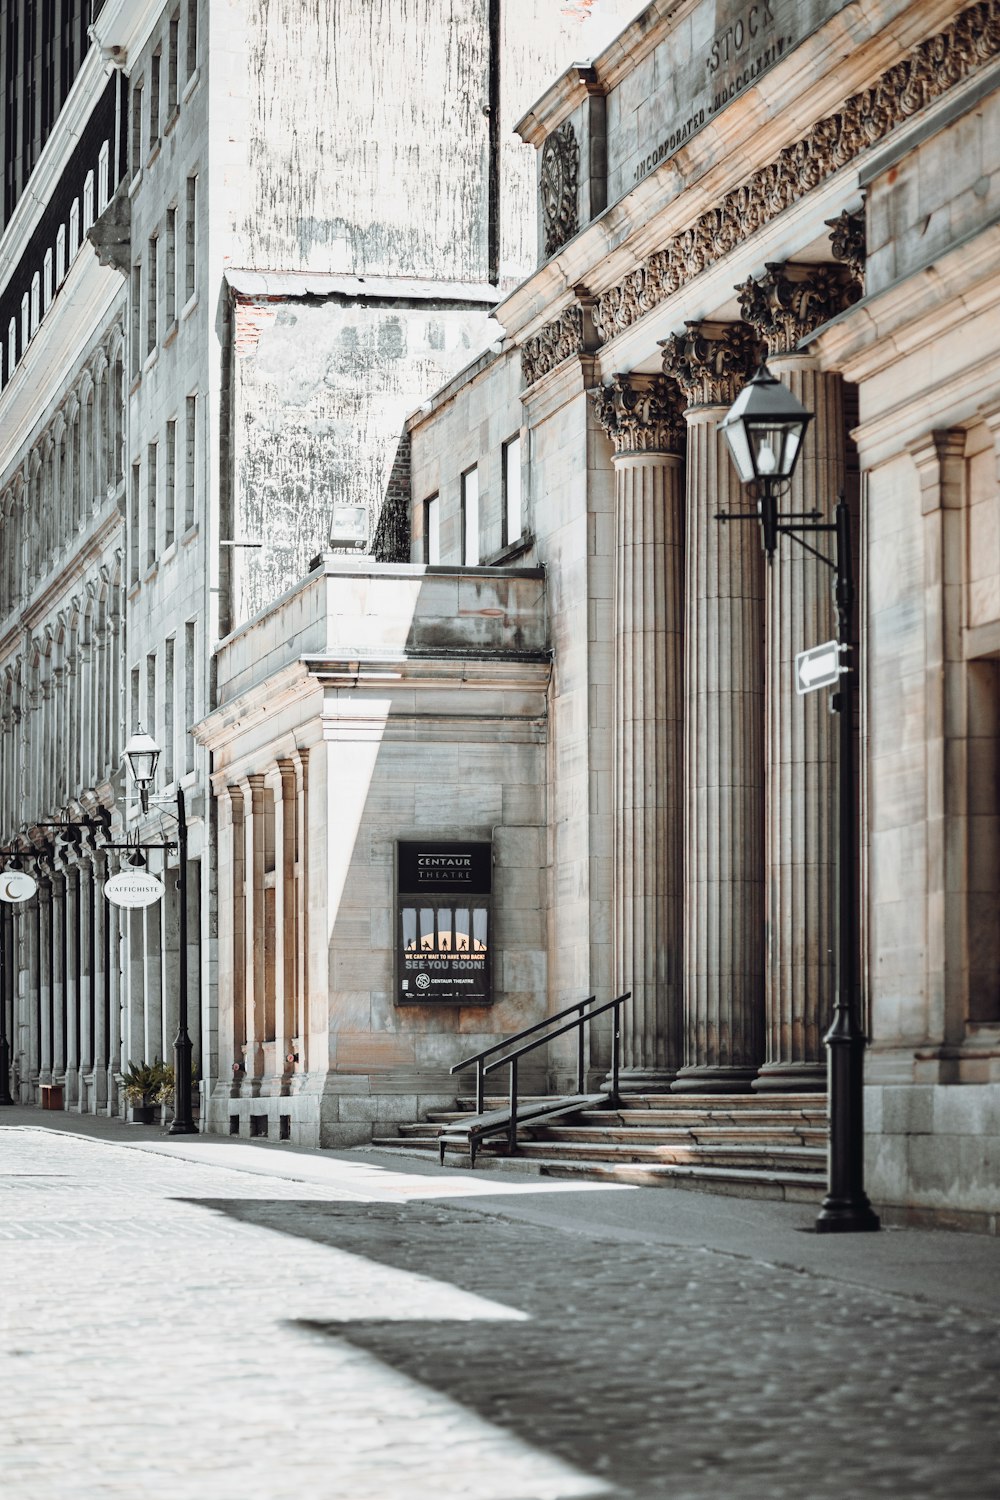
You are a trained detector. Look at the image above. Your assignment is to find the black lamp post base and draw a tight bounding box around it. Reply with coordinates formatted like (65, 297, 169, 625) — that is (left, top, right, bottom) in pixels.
(815, 1198, 881, 1233)
(168, 1119, 199, 1135)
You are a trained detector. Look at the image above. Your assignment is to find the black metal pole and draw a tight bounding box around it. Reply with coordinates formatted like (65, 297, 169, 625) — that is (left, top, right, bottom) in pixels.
(816, 499, 879, 1233)
(169, 786, 197, 1134)
(0, 906, 12, 1105)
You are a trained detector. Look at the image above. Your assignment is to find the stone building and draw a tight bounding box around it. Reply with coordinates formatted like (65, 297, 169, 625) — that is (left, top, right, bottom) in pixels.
(204, 0, 1000, 1227)
(0, 3, 643, 1118)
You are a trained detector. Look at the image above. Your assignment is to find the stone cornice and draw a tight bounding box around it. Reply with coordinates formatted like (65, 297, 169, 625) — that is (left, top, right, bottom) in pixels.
(591, 374, 686, 454)
(592, 1, 1000, 346)
(515, 65, 604, 147)
(521, 305, 585, 387)
(89, 0, 164, 71)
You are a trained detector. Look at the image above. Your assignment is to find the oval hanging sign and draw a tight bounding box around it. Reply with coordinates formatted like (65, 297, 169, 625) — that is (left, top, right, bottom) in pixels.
(0, 871, 38, 903)
(104, 871, 165, 909)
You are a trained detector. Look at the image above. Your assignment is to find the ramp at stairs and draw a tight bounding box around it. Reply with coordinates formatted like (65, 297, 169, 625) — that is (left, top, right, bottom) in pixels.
(370, 1091, 828, 1202)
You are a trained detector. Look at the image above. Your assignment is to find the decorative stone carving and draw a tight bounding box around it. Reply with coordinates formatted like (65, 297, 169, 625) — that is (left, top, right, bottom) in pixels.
(737, 262, 860, 356)
(591, 374, 686, 454)
(660, 322, 760, 408)
(521, 305, 584, 387)
(825, 208, 866, 289)
(540, 122, 580, 259)
(593, 0, 999, 344)
(86, 180, 131, 276)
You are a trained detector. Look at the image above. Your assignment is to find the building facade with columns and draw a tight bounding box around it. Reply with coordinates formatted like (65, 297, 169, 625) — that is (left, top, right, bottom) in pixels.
(318, 0, 994, 1222)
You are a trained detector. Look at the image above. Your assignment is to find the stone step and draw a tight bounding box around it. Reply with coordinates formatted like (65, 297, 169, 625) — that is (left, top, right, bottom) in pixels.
(477, 1140, 825, 1172)
(573, 1108, 828, 1128)
(457, 1092, 826, 1114)
(526, 1124, 827, 1147)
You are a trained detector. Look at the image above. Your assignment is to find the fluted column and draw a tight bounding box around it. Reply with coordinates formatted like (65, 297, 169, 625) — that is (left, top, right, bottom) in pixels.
(663, 322, 764, 1091)
(739, 262, 857, 1090)
(592, 375, 686, 1088)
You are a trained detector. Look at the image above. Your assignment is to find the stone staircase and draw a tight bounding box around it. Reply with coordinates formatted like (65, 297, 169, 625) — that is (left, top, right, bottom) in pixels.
(370, 1091, 828, 1202)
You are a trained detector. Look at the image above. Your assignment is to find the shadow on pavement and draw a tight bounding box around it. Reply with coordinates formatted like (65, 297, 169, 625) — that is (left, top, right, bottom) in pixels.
(182, 1195, 1000, 1500)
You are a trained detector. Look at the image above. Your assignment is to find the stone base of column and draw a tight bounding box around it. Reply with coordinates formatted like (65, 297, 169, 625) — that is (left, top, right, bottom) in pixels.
(607, 1068, 678, 1096)
(752, 1062, 826, 1092)
(671, 1066, 757, 1094)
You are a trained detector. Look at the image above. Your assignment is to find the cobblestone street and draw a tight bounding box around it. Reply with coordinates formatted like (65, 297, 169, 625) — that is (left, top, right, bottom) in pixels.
(2, 1117, 998, 1500)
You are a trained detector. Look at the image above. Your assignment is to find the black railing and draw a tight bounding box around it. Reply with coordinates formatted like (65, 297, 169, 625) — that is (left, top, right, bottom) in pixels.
(481, 992, 628, 1154)
(451, 995, 598, 1114)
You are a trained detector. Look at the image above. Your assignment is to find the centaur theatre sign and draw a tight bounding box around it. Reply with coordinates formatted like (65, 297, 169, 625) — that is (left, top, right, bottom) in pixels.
(396, 841, 492, 1005)
(616, 0, 849, 198)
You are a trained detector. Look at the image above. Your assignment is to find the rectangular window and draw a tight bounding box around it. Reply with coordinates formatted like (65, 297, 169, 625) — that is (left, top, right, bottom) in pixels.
(30, 273, 39, 334)
(185, 394, 197, 529)
(146, 235, 158, 355)
(130, 665, 140, 739)
(146, 441, 158, 567)
(69, 199, 79, 257)
(166, 206, 177, 325)
(129, 462, 140, 583)
(185, 174, 197, 303)
(149, 51, 161, 149)
(424, 495, 440, 565)
(20, 292, 29, 349)
(184, 619, 196, 773)
(83, 170, 94, 231)
(43, 250, 53, 311)
(98, 141, 110, 211)
(164, 419, 176, 547)
(164, 636, 175, 784)
(186, 0, 198, 78)
(145, 652, 157, 751)
(503, 435, 522, 547)
(130, 81, 143, 178)
(7, 319, 15, 375)
(55, 225, 66, 284)
(461, 467, 479, 567)
(130, 261, 141, 376)
(168, 12, 180, 113)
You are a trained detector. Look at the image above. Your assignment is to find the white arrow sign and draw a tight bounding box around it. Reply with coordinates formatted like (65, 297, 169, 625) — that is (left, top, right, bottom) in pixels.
(795, 640, 843, 695)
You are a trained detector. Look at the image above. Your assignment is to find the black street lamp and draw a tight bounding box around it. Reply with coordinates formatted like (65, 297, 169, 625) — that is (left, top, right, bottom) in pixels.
(719, 362, 879, 1234)
(123, 730, 197, 1135)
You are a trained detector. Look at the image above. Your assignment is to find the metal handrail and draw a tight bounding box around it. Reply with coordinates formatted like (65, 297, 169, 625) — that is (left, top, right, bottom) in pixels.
(481, 991, 629, 1156)
(450, 994, 597, 1113)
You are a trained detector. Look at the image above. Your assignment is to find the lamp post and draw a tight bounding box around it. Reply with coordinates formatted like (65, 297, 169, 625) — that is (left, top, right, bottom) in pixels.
(719, 363, 879, 1233)
(122, 729, 197, 1135)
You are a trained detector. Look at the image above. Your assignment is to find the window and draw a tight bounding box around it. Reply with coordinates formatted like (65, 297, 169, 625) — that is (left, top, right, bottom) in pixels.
(184, 619, 196, 772)
(168, 12, 180, 114)
(146, 442, 158, 567)
(146, 652, 157, 749)
(130, 463, 140, 583)
(184, 394, 197, 529)
(146, 235, 158, 355)
(165, 419, 176, 546)
(55, 226, 66, 284)
(130, 665, 140, 738)
(424, 495, 440, 564)
(20, 293, 29, 349)
(166, 206, 177, 325)
(43, 249, 53, 311)
(83, 170, 94, 231)
(164, 636, 175, 783)
(150, 50, 161, 149)
(69, 199, 79, 258)
(98, 141, 110, 211)
(503, 436, 522, 548)
(461, 467, 479, 566)
(185, 174, 197, 303)
(30, 273, 40, 334)
(130, 262, 141, 377)
(186, 0, 198, 79)
(7, 319, 15, 375)
(131, 80, 143, 178)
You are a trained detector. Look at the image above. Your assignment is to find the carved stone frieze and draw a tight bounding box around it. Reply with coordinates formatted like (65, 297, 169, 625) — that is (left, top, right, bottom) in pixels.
(593, 1, 1000, 344)
(660, 322, 760, 408)
(737, 262, 860, 355)
(825, 208, 866, 289)
(591, 374, 686, 455)
(521, 305, 584, 387)
(540, 122, 580, 259)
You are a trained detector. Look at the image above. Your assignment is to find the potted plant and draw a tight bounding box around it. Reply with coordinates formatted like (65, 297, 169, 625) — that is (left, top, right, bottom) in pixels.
(155, 1060, 200, 1123)
(120, 1060, 171, 1124)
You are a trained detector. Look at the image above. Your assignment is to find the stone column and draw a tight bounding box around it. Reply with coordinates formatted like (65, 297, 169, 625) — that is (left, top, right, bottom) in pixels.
(291, 750, 309, 1076)
(663, 321, 764, 1092)
(39, 877, 53, 1084)
(65, 867, 80, 1102)
(591, 374, 686, 1089)
(738, 262, 857, 1090)
(51, 870, 66, 1084)
(240, 775, 268, 1089)
(272, 760, 298, 1090)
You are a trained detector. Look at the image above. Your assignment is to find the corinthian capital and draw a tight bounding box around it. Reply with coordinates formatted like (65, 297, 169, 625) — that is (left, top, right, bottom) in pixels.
(825, 208, 866, 288)
(591, 374, 686, 455)
(660, 322, 760, 408)
(737, 262, 860, 356)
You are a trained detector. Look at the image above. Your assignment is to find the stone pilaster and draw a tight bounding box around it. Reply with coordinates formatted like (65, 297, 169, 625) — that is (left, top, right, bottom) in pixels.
(739, 264, 856, 1090)
(240, 775, 269, 1089)
(272, 759, 299, 1090)
(662, 322, 765, 1091)
(592, 374, 686, 1089)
